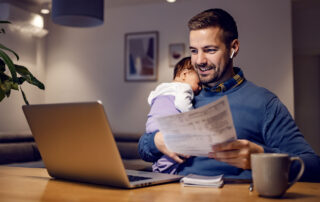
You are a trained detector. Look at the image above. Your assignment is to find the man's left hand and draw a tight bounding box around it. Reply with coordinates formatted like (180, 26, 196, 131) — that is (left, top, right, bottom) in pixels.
(208, 140, 264, 170)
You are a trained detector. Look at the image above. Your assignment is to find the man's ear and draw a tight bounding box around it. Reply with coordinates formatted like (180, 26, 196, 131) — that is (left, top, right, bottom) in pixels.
(230, 39, 239, 58)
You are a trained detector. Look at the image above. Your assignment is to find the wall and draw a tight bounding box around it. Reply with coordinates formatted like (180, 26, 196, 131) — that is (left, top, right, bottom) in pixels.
(46, 0, 294, 134)
(293, 55, 320, 154)
(0, 25, 46, 132)
(45, 0, 294, 134)
(1, 0, 294, 135)
(292, 0, 320, 154)
(292, 0, 320, 55)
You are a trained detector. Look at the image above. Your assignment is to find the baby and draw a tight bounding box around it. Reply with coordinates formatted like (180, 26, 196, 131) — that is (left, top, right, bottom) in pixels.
(145, 56, 201, 174)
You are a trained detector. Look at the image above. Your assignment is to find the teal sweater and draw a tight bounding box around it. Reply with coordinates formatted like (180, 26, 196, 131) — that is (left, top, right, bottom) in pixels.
(138, 79, 320, 181)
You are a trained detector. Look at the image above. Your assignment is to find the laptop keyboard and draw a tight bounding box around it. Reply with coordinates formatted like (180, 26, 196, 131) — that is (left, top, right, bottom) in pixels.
(128, 175, 151, 182)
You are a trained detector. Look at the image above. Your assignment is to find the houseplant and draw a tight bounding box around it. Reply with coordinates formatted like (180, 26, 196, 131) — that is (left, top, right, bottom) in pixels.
(0, 21, 45, 105)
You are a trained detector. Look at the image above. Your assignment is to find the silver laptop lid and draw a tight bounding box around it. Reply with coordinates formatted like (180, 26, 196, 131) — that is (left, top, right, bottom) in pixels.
(23, 101, 131, 187)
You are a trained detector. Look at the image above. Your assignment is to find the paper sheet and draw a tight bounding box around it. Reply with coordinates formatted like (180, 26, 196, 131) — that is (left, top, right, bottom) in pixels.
(156, 96, 237, 156)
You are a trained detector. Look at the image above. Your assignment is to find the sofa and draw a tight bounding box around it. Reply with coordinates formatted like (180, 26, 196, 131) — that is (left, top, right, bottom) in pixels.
(0, 132, 41, 165)
(0, 132, 152, 171)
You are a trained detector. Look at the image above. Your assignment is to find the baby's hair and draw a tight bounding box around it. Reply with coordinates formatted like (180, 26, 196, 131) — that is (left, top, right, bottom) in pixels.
(173, 56, 194, 79)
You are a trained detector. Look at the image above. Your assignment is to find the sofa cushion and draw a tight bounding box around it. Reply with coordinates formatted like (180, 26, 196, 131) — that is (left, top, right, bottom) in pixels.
(113, 133, 141, 142)
(122, 159, 152, 171)
(116, 142, 140, 159)
(1, 132, 151, 171)
(113, 133, 142, 159)
(0, 142, 41, 164)
(0, 132, 34, 143)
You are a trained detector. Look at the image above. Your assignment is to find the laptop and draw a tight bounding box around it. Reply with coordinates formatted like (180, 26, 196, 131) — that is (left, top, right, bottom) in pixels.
(22, 101, 182, 188)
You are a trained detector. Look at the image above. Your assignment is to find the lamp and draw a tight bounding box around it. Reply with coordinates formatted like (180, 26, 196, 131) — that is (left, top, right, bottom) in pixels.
(0, 3, 48, 38)
(52, 0, 104, 27)
(40, 2, 51, 15)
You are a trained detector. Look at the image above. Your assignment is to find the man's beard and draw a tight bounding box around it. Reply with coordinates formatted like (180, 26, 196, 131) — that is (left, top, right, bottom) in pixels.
(194, 60, 232, 86)
(194, 63, 218, 85)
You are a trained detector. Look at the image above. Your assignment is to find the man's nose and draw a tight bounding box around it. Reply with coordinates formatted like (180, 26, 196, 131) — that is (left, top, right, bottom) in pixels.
(196, 51, 207, 65)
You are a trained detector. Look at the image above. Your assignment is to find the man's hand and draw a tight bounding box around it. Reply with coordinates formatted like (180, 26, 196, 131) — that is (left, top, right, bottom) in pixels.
(208, 140, 264, 169)
(154, 132, 189, 163)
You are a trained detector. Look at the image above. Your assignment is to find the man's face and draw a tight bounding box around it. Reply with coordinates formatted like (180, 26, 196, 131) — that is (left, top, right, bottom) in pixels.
(189, 27, 234, 87)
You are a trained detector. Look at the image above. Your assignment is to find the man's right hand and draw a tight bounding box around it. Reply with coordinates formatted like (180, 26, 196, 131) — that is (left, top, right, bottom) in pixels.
(154, 131, 189, 163)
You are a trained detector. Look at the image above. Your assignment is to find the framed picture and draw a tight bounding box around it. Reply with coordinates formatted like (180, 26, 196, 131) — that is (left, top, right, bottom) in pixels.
(169, 43, 185, 67)
(124, 31, 158, 81)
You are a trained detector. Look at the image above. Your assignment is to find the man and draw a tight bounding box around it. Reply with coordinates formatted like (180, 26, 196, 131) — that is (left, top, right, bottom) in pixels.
(138, 8, 320, 181)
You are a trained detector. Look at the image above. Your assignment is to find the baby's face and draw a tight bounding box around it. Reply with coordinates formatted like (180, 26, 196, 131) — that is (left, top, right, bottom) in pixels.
(184, 71, 201, 95)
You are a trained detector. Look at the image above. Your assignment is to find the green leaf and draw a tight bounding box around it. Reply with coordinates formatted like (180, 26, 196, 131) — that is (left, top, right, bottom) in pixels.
(3, 80, 11, 91)
(0, 59, 5, 72)
(0, 43, 19, 60)
(0, 87, 5, 102)
(0, 80, 4, 91)
(20, 86, 29, 105)
(2, 80, 18, 97)
(0, 79, 5, 101)
(0, 49, 17, 82)
(15, 65, 45, 90)
(11, 81, 18, 90)
(18, 77, 26, 85)
(0, 72, 11, 82)
(0, 71, 18, 100)
(0, 82, 9, 98)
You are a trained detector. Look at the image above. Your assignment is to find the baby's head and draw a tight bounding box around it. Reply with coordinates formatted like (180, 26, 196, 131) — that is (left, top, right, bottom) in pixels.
(173, 57, 201, 95)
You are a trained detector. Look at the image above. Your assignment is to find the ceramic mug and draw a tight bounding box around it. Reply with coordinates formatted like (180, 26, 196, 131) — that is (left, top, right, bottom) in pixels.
(251, 153, 305, 198)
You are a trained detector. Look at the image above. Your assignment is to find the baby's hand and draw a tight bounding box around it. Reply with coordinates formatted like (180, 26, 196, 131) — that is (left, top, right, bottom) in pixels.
(155, 132, 189, 163)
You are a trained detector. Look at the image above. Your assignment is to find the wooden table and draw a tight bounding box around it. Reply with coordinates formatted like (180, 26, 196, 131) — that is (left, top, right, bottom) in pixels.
(0, 166, 319, 202)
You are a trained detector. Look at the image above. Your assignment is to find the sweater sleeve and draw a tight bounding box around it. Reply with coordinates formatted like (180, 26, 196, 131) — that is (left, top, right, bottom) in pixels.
(262, 96, 320, 182)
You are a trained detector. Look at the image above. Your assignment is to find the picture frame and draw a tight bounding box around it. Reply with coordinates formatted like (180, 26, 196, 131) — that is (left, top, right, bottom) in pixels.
(124, 31, 158, 81)
(169, 43, 185, 67)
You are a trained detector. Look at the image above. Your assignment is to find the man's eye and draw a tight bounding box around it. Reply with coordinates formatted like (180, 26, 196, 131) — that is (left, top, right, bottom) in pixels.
(205, 49, 217, 53)
(190, 49, 198, 54)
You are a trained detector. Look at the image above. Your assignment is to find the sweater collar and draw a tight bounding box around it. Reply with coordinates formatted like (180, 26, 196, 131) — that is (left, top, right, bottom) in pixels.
(203, 67, 245, 93)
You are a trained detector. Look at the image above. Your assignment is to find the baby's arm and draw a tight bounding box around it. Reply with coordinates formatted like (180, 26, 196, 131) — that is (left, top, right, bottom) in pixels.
(174, 87, 194, 113)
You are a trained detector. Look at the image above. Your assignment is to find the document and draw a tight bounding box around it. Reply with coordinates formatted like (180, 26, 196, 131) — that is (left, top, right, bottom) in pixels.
(156, 96, 236, 156)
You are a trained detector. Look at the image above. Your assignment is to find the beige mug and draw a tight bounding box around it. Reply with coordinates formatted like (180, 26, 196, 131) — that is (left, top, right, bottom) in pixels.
(251, 153, 305, 198)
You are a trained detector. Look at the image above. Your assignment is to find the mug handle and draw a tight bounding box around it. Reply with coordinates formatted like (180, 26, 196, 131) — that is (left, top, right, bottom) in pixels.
(288, 157, 305, 189)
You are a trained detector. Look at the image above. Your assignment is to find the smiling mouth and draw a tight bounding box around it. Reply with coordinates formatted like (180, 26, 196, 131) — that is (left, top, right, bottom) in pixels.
(195, 64, 215, 72)
(198, 66, 212, 72)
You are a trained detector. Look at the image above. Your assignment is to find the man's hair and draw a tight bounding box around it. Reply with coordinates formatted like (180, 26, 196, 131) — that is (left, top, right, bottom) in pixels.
(188, 8, 238, 46)
(173, 56, 194, 79)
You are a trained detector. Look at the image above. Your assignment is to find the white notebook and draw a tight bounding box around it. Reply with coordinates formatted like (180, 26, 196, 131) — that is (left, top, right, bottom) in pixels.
(180, 174, 224, 188)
